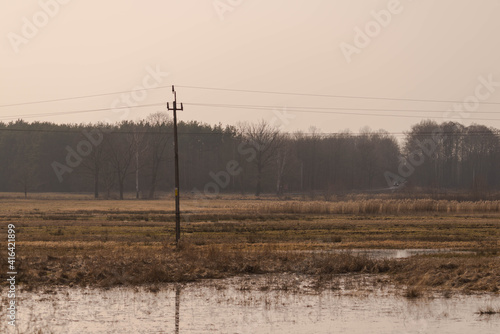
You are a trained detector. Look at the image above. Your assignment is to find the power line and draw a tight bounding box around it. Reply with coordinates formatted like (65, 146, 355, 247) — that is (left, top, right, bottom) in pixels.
(3, 99, 498, 123)
(178, 85, 500, 106)
(0, 86, 173, 108)
(188, 102, 500, 114)
(0, 103, 166, 122)
(2, 83, 500, 108)
(186, 102, 500, 122)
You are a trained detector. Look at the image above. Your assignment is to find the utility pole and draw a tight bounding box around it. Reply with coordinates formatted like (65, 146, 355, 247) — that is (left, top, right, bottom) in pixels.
(167, 85, 183, 245)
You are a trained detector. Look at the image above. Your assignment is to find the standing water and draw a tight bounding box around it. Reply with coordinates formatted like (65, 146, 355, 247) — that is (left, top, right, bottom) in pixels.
(1, 276, 499, 334)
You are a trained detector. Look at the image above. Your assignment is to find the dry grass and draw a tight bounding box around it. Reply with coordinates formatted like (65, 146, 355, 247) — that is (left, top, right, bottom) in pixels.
(477, 305, 500, 315)
(391, 256, 500, 293)
(12, 244, 390, 288)
(5, 242, 499, 293)
(259, 199, 500, 215)
(0, 196, 498, 293)
(404, 286, 423, 299)
(4, 193, 500, 216)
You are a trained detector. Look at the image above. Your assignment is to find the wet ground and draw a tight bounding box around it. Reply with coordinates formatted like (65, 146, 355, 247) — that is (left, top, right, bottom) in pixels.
(1, 275, 499, 334)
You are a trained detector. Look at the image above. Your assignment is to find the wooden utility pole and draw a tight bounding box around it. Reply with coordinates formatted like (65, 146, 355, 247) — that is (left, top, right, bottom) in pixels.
(167, 85, 183, 245)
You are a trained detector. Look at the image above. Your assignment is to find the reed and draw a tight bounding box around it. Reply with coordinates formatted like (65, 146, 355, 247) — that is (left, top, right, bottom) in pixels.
(259, 199, 500, 215)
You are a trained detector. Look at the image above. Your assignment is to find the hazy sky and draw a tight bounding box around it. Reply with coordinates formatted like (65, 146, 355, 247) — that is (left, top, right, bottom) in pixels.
(1, 0, 500, 136)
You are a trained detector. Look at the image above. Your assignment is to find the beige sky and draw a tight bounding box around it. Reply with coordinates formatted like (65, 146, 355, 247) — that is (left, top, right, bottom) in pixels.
(1, 0, 499, 136)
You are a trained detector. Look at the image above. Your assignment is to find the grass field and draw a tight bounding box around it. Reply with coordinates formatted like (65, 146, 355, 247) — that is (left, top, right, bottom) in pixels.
(0, 193, 498, 295)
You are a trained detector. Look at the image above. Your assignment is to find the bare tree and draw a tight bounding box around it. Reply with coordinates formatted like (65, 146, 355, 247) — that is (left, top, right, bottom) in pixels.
(105, 122, 137, 200)
(462, 124, 499, 191)
(14, 133, 40, 198)
(79, 125, 109, 199)
(144, 112, 172, 199)
(240, 120, 283, 196)
(357, 129, 399, 189)
(131, 122, 149, 199)
(101, 159, 116, 199)
(275, 134, 295, 195)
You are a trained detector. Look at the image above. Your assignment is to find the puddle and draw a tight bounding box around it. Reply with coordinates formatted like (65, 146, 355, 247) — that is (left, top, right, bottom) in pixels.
(330, 248, 476, 259)
(300, 248, 475, 259)
(1, 276, 498, 334)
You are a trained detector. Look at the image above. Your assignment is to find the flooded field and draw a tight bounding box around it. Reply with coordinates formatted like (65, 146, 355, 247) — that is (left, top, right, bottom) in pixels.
(0, 197, 498, 333)
(2, 276, 499, 334)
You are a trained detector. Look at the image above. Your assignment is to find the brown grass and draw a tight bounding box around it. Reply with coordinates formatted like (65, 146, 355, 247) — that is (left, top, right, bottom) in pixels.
(0, 195, 498, 293)
(12, 244, 390, 288)
(391, 256, 500, 293)
(7, 243, 499, 293)
(477, 305, 500, 315)
(259, 199, 500, 215)
(404, 286, 423, 299)
(4, 193, 500, 216)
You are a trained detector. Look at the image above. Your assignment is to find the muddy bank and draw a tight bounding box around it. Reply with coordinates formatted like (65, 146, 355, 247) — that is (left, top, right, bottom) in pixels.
(6, 244, 499, 294)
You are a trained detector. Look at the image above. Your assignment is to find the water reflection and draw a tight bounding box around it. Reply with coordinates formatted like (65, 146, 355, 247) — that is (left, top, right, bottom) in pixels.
(318, 248, 475, 259)
(175, 285, 180, 334)
(1, 278, 498, 334)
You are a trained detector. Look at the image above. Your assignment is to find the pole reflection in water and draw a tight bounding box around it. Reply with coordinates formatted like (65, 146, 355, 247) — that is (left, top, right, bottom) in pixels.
(175, 285, 181, 334)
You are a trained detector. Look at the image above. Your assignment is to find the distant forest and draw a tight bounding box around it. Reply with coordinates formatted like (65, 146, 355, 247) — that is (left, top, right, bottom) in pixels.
(0, 114, 499, 199)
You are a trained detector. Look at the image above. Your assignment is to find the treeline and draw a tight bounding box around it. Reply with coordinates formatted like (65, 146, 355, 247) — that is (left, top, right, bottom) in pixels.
(0, 115, 498, 198)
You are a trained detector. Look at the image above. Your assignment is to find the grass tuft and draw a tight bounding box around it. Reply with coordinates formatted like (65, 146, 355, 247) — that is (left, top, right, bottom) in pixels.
(477, 305, 500, 315)
(404, 286, 423, 299)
